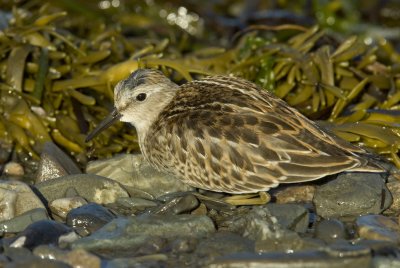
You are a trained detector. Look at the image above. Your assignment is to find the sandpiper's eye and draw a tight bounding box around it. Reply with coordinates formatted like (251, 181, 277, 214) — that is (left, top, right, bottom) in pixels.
(136, 93, 147, 101)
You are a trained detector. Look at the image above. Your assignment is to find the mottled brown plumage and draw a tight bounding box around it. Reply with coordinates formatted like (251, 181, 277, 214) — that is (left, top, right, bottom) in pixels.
(86, 69, 385, 194)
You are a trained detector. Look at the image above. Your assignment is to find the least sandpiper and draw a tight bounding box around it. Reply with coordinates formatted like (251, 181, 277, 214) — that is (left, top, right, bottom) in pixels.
(86, 69, 384, 194)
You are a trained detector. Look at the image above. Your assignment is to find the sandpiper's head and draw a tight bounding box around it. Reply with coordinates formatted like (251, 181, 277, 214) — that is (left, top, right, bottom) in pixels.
(86, 69, 179, 142)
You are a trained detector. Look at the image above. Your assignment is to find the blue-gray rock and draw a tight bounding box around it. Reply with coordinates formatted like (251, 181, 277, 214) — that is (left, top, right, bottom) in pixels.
(72, 214, 215, 251)
(0, 208, 48, 233)
(8, 220, 74, 250)
(5, 257, 72, 268)
(194, 232, 254, 265)
(150, 194, 199, 215)
(34, 174, 129, 204)
(313, 173, 391, 219)
(208, 249, 371, 268)
(36, 142, 81, 183)
(66, 203, 116, 235)
(33, 246, 101, 268)
(266, 203, 309, 233)
(86, 154, 194, 199)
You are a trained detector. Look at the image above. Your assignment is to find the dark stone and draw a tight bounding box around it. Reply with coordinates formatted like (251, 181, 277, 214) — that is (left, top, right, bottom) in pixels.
(313, 173, 392, 220)
(8, 220, 74, 250)
(66, 203, 116, 235)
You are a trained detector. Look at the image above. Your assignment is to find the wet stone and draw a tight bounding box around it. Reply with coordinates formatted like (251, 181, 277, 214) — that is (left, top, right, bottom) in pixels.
(169, 237, 198, 254)
(8, 220, 74, 250)
(104, 254, 168, 268)
(86, 153, 194, 199)
(49, 197, 88, 221)
(207, 249, 371, 268)
(0, 180, 45, 222)
(106, 197, 158, 216)
(373, 257, 400, 268)
(72, 214, 215, 253)
(36, 142, 81, 183)
(5, 257, 72, 268)
(116, 197, 158, 212)
(356, 214, 400, 243)
(195, 232, 254, 263)
(315, 219, 347, 243)
(266, 203, 309, 233)
(150, 193, 200, 214)
(313, 172, 391, 220)
(66, 203, 116, 235)
(34, 174, 129, 204)
(33, 245, 101, 268)
(385, 180, 400, 216)
(2, 246, 33, 261)
(0, 208, 48, 233)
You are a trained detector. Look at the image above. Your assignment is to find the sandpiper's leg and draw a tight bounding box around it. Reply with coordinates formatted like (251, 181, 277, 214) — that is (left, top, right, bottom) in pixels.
(223, 191, 270, 205)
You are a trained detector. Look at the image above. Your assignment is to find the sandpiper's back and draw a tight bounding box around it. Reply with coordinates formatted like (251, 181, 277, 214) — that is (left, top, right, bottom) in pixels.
(143, 75, 384, 193)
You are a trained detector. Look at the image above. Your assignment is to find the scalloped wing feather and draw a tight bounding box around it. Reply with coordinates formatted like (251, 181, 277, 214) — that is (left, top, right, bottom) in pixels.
(143, 76, 384, 193)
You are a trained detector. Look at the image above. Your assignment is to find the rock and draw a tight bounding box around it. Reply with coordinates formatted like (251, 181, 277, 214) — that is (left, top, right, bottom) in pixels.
(315, 219, 347, 243)
(49, 197, 88, 220)
(5, 257, 72, 268)
(86, 154, 193, 199)
(385, 180, 400, 216)
(3, 162, 24, 176)
(195, 232, 254, 264)
(313, 173, 391, 219)
(169, 237, 198, 254)
(150, 193, 199, 214)
(66, 203, 116, 235)
(266, 203, 309, 233)
(72, 214, 215, 252)
(272, 185, 316, 204)
(356, 215, 400, 243)
(2, 246, 33, 261)
(104, 255, 168, 268)
(0, 180, 45, 222)
(116, 197, 158, 209)
(0, 208, 48, 233)
(34, 174, 129, 204)
(373, 257, 400, 268)
(36, 142, 81, 183)
(207, 248, 371, 268)
(8, 220, 75, 250)
(33, 246, 101, 268)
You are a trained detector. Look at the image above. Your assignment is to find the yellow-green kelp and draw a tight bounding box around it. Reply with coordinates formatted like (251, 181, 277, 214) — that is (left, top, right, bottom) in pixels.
(0, 3, 399, 169)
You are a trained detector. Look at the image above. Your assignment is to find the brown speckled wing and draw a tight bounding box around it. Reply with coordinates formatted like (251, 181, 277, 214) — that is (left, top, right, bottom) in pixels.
(144, 76, 380, 194)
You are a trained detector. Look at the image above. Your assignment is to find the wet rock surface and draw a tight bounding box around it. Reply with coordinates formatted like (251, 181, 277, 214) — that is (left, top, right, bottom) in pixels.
(313, 172, 392, 220)
(1, 156, 400, 267)
(86, 154, 194, 199)
(34, 174, 129, 204)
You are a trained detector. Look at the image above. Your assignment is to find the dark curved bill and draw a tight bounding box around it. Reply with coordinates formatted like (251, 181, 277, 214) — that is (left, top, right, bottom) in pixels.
(85, 109, 122, 142)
